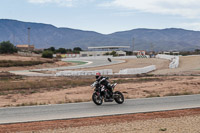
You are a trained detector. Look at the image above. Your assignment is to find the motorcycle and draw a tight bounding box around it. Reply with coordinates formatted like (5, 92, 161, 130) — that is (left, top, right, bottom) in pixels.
(91, 81, 124, 105)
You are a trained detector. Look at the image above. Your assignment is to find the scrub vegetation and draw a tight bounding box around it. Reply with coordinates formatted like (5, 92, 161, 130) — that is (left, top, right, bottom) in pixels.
(0, 73, 200, 107)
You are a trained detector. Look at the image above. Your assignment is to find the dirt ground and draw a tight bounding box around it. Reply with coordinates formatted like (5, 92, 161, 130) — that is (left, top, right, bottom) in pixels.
(1, 75, 200, 107)
(0, 108, 200, 133)
(152, 56, 200, 75)
(78, 56, 200, 75)
(0, 55, 50, 61)
(66, 55, 200, 75)
(0, 55, 74, 71)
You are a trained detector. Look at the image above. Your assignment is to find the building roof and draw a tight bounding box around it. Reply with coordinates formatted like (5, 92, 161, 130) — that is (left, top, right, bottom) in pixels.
(16, 45, 34, 48)
(88, 46, 130, 49)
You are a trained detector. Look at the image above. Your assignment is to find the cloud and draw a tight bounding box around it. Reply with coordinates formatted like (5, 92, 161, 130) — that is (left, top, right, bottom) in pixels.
(178, 22, 200, 31)
(28, 0, 94, 7)
(100, 0, 200, 18)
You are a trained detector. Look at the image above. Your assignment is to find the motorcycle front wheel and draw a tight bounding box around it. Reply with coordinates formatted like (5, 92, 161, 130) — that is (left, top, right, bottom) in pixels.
(92, 93, 103, 105)
(114, 91, 124, 104)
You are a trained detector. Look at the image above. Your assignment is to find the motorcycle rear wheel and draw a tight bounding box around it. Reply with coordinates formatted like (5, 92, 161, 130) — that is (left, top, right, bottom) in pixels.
(92, 93, 103, 105)
(114, 91, 124, 104)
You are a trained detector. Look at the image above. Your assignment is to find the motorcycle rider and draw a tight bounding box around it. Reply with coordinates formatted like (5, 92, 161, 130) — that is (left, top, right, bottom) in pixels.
(95, 72, 113, 98)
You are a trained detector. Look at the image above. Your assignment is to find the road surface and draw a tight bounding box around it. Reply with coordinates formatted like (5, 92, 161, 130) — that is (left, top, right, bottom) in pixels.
(9, 57, 125, 76)
(0, 94, 199, 124)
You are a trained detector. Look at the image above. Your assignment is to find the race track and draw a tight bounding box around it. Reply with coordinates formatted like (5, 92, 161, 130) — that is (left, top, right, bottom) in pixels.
(0, 94, 200, 124)
(9, 57, 125, 76)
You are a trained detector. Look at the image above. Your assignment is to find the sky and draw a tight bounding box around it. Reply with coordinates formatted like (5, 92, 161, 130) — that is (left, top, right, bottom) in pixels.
(1, 0, 200, 34)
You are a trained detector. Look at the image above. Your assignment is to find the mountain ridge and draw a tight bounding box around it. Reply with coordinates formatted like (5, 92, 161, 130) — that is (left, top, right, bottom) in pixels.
(0, 19, 200, 51)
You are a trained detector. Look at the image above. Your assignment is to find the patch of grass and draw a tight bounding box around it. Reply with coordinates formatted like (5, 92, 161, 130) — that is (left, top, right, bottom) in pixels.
(57, 99, 85, 104)
(145, 74, 155, 77)
(125, 95, 133, 99)
(113, 77, 163, 84)
(3, 104, 13, 107)
(11, 98, 17, 102)
(146, 94, 160, 98)
(0, 92, 6, 95)
(113, 78, 135, 84)
(159, 128, 167, 131)
(67, 61, 87, 65)
(0, 72, 23, 81)
(136, 77, 162, 82)
(29, 90, 37, 94)
(0, 60, 53, 67)
(74, 99, 84, 103)
(164, 91, 193, 96)
(16, 102, 38, 106)
(19, 90, 26, 94)
(0, 77, 93, 93)
(182, 92, 193, 95)
(57, 101, 65, 104)
(39, 103, 47, 105)
(143, 90, 151, 94)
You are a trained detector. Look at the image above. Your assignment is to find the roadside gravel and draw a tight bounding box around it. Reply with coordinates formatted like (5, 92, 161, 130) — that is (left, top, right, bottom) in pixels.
(62, 115, 200, 133)
(1, 108, 200, 133)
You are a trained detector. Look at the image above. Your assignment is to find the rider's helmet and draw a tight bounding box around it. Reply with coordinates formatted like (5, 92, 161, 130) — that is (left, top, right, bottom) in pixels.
(96, 72, 101, 79)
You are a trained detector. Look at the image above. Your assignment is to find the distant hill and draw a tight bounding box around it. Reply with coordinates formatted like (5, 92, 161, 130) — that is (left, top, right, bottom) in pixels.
(0, 19, 200, 51)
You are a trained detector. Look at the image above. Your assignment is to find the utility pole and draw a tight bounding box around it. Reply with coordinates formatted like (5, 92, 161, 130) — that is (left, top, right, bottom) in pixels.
(150, 43, 154, 52)
(27, 27, 31, 45)
(132, 37, 134, 52)
(12, 34, 15, 45)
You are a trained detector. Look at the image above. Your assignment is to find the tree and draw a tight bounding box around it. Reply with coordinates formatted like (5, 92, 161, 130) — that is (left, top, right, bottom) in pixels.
(49, 47, 56, 52)
(73, 47, 82, 53)
(42, 50, 53, 58)
(57, 48, 66, 54)
(125, 51, 133, 55)
(44, 47, 56, 53)
(110, 51, 118, 57)
(66, 49, 72, 53)
(0, 41, 17, 54)
(73, 47, 82, 51)
(103, 52, 110, 56)
(195, 49, 200, 54)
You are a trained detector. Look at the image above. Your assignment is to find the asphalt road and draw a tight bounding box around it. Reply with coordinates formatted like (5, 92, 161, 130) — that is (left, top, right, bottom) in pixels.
(31, 58, 124, 71)
(9, 58, 125, 76)
(0, 94, 200, 124)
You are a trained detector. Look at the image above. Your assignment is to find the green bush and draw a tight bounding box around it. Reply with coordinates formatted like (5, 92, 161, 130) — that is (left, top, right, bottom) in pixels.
(103, 51, 118, 56)
(103, 52, 110, 55)
(0, 41, 17, 54)
(110, 51, 118, 57)
(73, 47, 82, 54)
(42, 50, 53, 58)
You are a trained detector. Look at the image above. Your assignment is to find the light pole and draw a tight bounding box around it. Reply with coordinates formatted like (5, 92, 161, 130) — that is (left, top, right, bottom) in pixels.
(132, 37, 135, 55)
(132, 37, 134, 51)
(27, 27, 31, 45)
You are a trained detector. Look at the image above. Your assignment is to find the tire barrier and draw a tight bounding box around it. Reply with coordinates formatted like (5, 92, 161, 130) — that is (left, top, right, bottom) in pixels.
(113, 56, 137, 59)
(116, 65, 156, 75)
(56, 69, 113, 76)
(55, 65, 156, 76)
(169, 56, 179, 68)
(156, 54, 179, 69)
(136, 55, 148, 58)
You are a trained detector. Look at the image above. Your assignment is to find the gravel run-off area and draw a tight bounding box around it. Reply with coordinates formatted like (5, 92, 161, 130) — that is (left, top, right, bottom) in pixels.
(0, 108, 200, 133)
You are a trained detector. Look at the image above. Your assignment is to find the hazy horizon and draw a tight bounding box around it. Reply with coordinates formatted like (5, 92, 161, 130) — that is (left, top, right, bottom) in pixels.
(1, 0, 200, 34)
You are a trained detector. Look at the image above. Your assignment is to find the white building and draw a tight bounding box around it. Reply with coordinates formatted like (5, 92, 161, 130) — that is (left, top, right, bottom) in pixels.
(80, 50, 126, 57)
(80, 46, 130, 57)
